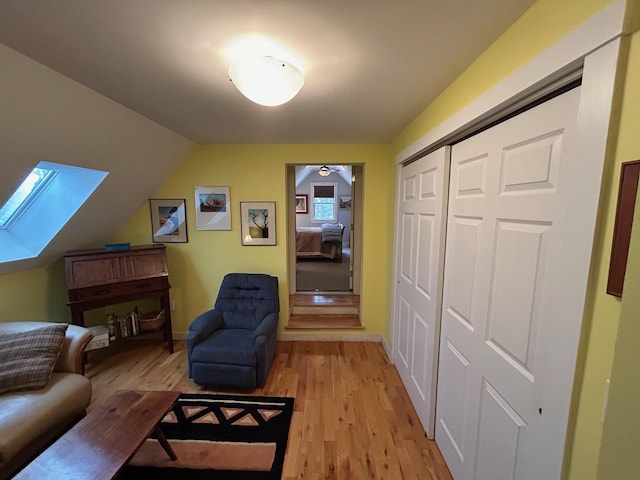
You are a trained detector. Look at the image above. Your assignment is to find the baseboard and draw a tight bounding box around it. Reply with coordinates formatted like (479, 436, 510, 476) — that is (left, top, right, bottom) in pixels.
(382, 336, 392, 360)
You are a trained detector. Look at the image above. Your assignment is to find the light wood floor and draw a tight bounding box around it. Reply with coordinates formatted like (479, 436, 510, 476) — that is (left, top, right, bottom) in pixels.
(85, 339, 452, 480)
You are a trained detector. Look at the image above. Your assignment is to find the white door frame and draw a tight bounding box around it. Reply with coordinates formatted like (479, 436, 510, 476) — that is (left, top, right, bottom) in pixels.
(391, 0, 626, 444)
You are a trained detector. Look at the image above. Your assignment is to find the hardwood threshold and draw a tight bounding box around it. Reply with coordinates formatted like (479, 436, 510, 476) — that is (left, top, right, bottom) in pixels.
(288, 293, 361, 329)
(286, 314, 362, 330)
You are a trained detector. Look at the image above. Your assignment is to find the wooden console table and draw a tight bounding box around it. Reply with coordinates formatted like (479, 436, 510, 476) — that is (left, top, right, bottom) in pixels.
(64, 244, 174, 353)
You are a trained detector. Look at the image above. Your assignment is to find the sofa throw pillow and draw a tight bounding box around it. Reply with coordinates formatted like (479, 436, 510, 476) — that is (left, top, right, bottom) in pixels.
(0, 323, 68, 394)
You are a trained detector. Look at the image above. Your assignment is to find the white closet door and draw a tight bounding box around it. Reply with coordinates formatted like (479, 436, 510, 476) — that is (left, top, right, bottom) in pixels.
(436, 87, 592, 480)
(394, 147, 449, 437)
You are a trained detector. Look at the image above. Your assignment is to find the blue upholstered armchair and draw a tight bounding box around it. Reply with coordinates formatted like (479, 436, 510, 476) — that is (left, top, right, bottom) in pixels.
(187, 273, 279, 390)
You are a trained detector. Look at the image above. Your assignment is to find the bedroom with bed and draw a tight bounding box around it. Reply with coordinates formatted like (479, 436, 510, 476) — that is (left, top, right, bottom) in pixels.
(295, 223, 344, 261)
(294, 165, 352, 292)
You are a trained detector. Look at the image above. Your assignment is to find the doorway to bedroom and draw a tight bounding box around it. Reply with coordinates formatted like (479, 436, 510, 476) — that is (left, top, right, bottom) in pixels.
(287, 164, 362, 328)
(294, 165, 352, 292)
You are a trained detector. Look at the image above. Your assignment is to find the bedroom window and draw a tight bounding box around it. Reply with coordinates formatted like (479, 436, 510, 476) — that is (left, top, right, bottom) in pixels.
(311, 182, 338, 222)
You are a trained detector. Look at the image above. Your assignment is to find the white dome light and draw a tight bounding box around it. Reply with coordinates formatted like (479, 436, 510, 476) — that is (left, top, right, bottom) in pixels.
(318, 165, 331, 176)
(229, 56, 304, 107)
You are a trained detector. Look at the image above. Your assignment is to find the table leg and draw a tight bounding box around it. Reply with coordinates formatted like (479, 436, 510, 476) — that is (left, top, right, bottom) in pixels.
(154, 425, 177, 461)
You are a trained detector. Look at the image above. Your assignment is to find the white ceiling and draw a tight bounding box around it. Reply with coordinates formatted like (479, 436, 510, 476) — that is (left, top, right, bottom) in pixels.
(0, 0, 536, 144)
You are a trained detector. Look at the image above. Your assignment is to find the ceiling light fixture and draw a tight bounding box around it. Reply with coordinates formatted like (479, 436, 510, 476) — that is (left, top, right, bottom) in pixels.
(228, 56, 304, 107)
(318, 165, 331, 177)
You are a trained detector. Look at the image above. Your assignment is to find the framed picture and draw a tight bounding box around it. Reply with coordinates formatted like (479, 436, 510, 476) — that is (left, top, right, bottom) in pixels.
(339, 196, 352, 209)
(295, 194, 308, 214)
(241, 202, 276, 245)
(194, 186, 231, 230)
(607, 160, 640, 297)
(149, 198, 188, 243)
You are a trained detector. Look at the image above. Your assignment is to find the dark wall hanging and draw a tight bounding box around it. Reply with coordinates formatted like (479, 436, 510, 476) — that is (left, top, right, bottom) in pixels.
(607, 160, 640, 297)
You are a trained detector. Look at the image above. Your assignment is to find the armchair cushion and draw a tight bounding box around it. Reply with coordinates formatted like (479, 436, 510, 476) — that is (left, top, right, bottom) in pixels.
(0, 324, 68, 394)
(190, 329, 257, 366)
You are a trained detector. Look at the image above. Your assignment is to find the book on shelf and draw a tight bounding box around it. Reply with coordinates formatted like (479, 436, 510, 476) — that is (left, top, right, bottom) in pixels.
(106, 308, 140, 340)
(107, 313, 117, 341)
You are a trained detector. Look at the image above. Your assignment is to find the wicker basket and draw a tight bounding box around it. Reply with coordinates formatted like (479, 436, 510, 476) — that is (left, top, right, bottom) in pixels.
(139, 310, 166, 332)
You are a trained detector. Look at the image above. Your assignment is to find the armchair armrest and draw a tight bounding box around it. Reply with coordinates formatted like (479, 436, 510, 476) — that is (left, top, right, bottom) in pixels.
(187, 310, 223, 378)
(253, 312, 278, 338)
(55, 324, 93, 374)
(188, 309, 223, 346)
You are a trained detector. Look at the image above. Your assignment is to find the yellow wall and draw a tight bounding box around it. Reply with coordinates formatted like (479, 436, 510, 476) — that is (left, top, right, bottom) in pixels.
(0, 146, 394, 338)
(595, 28, 640, 479)
(565, 40, 631, 480)
(112, 144, 395, 337)
(393, 0, 611, 153)
(0, 262, 68, 322)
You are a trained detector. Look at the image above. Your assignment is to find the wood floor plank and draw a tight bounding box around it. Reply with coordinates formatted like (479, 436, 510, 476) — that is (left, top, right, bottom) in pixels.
(86, 339, 452, 479)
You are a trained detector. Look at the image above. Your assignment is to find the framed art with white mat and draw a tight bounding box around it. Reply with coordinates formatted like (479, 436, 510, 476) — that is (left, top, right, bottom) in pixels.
(241, 201, 276, 246)
(194, 186, 231, 231)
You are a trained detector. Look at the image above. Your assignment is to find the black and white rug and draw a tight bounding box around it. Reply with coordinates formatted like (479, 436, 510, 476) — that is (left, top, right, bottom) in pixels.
(120, 393, 295, 480)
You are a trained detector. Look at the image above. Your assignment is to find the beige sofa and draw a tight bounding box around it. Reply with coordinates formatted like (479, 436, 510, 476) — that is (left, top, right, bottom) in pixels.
(0, 322, 92, 480)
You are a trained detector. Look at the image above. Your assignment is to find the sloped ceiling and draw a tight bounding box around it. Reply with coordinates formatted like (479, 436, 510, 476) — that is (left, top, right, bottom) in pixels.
(0, 0, 535, 144)
(0, 0, 535, 274)
(0, 44, 195, 275)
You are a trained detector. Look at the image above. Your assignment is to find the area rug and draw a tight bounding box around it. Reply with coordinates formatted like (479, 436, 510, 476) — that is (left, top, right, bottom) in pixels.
(120, 393, 295, 480)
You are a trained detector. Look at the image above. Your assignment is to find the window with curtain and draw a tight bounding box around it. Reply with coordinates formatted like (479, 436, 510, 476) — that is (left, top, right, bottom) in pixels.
(311, 182, 337, 222)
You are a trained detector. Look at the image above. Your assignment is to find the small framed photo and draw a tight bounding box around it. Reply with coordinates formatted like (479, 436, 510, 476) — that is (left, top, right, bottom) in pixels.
(241, 201, 276, 246)
(194, 186, 231, 230)
(339, 196, 352, 209)
(295, 194, 308, 214)
(149, 198, 188, 243)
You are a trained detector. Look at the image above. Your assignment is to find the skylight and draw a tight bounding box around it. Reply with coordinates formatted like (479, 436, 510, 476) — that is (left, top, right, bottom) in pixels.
(0, 167, 55, 229)
(0, 161, 108, 264)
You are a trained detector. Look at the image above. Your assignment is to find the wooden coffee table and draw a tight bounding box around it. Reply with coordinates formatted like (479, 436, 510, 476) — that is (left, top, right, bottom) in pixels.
(15, 390, 180, 480)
